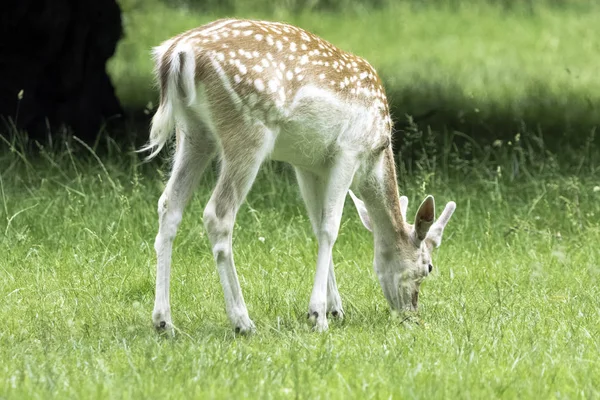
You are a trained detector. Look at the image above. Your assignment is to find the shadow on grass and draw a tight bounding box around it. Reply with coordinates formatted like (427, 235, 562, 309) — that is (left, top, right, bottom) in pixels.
(386, 76, 598, 150)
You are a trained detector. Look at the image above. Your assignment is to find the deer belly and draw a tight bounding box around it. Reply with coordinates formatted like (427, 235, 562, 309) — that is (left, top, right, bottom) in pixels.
(270, 133, 333, 169)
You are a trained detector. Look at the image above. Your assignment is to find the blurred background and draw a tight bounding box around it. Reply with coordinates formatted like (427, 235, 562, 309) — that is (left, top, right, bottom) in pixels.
(1, 0, 599, 158)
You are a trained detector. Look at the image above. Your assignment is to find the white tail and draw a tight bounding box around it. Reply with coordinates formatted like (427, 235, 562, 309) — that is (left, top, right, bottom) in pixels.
(140, 41, 198, 159)
(143, 18, 456, 334)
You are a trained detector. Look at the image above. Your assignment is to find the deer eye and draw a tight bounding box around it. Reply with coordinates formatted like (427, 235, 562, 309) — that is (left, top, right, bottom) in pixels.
(428, 264, 433, 273)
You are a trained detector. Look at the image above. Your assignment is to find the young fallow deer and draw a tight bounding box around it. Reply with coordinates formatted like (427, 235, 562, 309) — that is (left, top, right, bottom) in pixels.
(141, 18, 456, 334)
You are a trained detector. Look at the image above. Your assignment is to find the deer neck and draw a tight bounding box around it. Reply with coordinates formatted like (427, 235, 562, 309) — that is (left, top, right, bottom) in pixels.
(360, 147, 407, 251)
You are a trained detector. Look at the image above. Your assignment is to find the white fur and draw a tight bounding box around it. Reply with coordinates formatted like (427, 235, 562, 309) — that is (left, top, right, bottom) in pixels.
(139, 42, 198, 160)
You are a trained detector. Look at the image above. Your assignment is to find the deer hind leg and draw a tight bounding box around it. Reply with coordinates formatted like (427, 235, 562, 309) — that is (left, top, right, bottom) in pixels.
(295, 168, 344, 320)
(301, 154, 359, 332)
(203, 125, 275, 333)
(153, 121, 216, 334)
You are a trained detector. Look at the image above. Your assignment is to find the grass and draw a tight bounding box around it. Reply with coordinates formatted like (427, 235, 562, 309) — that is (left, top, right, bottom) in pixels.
(109, 0, 600, 145)
(0, 128, 599, 398)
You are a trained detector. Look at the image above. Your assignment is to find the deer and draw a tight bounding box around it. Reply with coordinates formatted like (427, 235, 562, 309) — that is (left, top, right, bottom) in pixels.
(140, 18, 456, 334)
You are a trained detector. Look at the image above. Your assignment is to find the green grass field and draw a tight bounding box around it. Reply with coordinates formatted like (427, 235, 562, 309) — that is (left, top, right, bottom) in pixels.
(2, 0, 600, 398)
(1, 130, 599, 398)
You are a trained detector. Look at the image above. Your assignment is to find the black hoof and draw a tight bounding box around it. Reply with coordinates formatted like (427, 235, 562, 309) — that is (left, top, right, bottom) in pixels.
(159, 321, 166, 329)
(312, 311, 319, 318)
(331, 310, 339, 318)
(235, 327, 241, 334)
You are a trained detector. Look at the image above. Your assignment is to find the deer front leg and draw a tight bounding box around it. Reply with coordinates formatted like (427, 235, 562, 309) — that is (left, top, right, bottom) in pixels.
(326, 259, 343, 318)
(295, 168, 344, 320)
(305, 156, 358, 331)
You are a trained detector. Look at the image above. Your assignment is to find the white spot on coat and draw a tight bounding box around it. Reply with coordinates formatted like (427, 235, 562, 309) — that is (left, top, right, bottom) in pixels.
(254, 79, 265, 91)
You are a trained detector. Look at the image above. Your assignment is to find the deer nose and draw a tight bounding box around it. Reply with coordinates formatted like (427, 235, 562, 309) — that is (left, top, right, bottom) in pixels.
(428, 264, 433, 273)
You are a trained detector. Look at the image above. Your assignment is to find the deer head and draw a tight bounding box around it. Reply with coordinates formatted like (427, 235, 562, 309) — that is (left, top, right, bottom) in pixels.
(350, 189, 456, 312)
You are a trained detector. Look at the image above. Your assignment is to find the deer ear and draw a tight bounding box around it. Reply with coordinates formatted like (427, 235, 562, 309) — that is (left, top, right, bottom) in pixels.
(414, 195, 435, 241)
(399, 195, 408, 221)
(426, 201, 456, 247)
(349, 190, 373, 232)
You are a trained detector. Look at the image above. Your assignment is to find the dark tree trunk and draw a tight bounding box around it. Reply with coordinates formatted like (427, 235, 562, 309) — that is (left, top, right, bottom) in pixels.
(0, 0, 123, 143)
